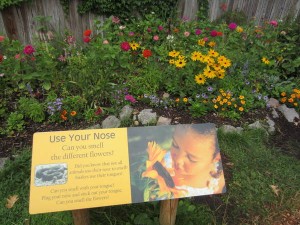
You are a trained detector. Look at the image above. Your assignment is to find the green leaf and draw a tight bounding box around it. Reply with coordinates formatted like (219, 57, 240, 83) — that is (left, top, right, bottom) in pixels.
(42, 81, 51, 90)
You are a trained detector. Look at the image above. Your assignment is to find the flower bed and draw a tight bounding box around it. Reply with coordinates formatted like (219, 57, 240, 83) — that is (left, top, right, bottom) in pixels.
(0, 13, 299, 135)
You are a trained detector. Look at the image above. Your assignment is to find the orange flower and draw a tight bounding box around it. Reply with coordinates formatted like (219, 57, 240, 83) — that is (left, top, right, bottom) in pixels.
(296, 94, 300, 99)
(281, 92, 286, 97)
(238, 107, 244, 111)
(70, 111, 77, 116)
(60, 115, 67, 121)
(83, 29, 92, 37)
(175, 98, 180, 102)
(173, 28, 179, 33)
(62, 110, 67, 116)
(288, 98, 294, 103)
(281, 97, 287, 103)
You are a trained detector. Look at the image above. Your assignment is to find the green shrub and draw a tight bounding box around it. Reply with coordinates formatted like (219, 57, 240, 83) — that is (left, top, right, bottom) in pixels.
(18, 97, 45, 122)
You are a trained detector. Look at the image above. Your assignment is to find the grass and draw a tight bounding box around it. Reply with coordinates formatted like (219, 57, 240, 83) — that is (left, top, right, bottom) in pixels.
(0, 129, 299, 225)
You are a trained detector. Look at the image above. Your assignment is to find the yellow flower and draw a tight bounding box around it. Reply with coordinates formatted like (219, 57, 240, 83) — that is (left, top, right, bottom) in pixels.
(169, 50, 180, 57)
(239, 95, 245, 99)
(234, 104, 237, 108)
(217, 72, 225, 79)
(203, 66, 216, 78)
(191, 51, 201, 61)
(169, 59, 175, 64)
(175, 98, 180, 102)
(288, 98, 294, 103)
(194, 74, 206, 85)
(227, 101, 232, 106)
(221, 92, 226, 97)
(238, 107, 244, 111)
(183, 98, 188, 103)
(216, 96, 221, 101)
(208, 41, 216, 47)
(198, 39, 205, 46)
(220, 59, 231, 68)
(208, 49, 219, 58)
(212, 99, 217, 103)
(291, 94, 296, 98)
(217, 56, 227, 64)
(175, 58, 186, 68)
(178, 55, 185, 59)
(294, 103, 298, 107)
(281, 92, 286, 97)
(293, 89, 300, 94)
(240, 100, 246, 105)
(214, 104, 218, 109)
(223, 98, 228, 103)
(262, 57, 270, 64)
(129, 42, 140, 50)
(236, 26, 243, 33)
(213, 64, 222, 71)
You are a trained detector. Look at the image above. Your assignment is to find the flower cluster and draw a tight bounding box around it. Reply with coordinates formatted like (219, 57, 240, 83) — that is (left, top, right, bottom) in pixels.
(168, 50, 186, 68)
(60, 109, 77, 121)
(280, 89, 300, 108)
(47, 98, 63, 115)
(193, 50, 231, 85)
(262, 57, 270, 65)
(83, 29, 92, 43)
(212, 90, 246, 113)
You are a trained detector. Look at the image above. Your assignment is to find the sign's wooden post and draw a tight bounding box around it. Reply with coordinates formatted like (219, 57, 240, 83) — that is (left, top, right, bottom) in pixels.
(72, 209, 91, 225)
(159, 199, 179, 225)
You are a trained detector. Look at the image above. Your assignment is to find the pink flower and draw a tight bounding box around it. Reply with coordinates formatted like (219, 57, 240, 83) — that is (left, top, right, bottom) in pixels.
(15, 54, 21, 59)
(66, 36, 75, 45)
(120, 42, 130, 51)
(158, 25, 164, 31)
(125, 94, 136, 103)
(184, 31, 190, 37)
(83, 37, 91, 43)
(0, 36, 5, 42)
(153, 35, 159, 41)
(95, 107, 103, 115)
(128, 31, 135, 36)
(270, 20, 278, 27)
(195, 29, 202, 35)
(203, 37, 209, 42)
(23, 45, 35, 55)
(58, 55, 66, 62)
(112, 16, 120, 24)
(103, 40, 109, 44)
(147, 27, 152, 33)
(210, 30, 218, 37)
(228, 22, 237, 30)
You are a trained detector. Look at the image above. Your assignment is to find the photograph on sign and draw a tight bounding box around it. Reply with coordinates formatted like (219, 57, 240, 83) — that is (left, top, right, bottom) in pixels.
(34, 163, 68, 186)
(128, 123, 226, 203)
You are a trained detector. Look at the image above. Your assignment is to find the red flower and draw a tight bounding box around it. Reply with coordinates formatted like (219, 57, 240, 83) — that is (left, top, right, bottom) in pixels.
(83, 37, 91, 43)
(95, 107, 102, 115)
(143, 49, 152, 58)
(0, 36, 5, 42)
(217, 31, 223, 36)
(83, 29, 92, 36)
(0, 54, 3, 63)
(210, 30, 218, 37)
(23, 45, 35, 55)
(120, 42, 130, 51)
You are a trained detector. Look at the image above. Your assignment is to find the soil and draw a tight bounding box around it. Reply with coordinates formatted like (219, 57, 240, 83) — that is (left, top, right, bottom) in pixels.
(1, 104, 299, 159)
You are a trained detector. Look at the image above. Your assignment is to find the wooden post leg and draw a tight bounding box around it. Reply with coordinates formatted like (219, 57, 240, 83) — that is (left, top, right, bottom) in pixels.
(159, 199, 179, 225)
(72, 209, 91, 225)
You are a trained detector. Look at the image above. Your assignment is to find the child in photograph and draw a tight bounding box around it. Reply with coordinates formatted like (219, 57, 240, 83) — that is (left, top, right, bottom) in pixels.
(164, 123, 225, 196)
(142, 123, 225, 200)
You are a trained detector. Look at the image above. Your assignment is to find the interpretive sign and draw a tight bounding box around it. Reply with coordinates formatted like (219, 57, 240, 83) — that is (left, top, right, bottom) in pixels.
(29, 123, 226, 214)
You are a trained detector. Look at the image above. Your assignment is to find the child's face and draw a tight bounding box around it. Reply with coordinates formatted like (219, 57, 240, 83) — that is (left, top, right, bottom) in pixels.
(170, 128, 216, 177)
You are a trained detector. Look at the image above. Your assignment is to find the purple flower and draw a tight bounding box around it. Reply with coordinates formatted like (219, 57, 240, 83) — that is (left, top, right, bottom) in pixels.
(207, 86, 213, 92)
(269, 20, 278, 27)
(257, 94, 262, 100)
(201, 93, 208, 99)
(128, 31, 135, 36)
(228, 22, 237, 30)
(195, 29, 202, 35)
(125, 94, 136, 103)
(147, 27, 152, 33)
(263, 95, 269, 101)
(245, 80, 250, 85)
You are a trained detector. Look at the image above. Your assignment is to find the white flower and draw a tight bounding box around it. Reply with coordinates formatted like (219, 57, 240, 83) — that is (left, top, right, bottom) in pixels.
(167, 35, 174, 42)
(119, 25, 126, 30)
(3, 56, 7, 60)
(0, 73, 4, 77)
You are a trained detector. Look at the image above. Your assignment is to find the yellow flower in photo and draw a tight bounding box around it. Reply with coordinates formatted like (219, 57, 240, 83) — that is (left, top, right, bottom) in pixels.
(183, 97, 188, 103)
(213, 64, 222, 71)
(175, 58, 186, 68)
(280, 97, 287, 103)
(223, 98, 228, 103)
(207, 57, 215, 65)
(70, 111, 77, 116)
(216, 96, 221, 101)
(208, 49, 219, 58)
(212, 99, 217, 103)
(194, 74, 206, 85)
(239, 95, 245, 100)
(208, 41, 216, 47)
(169, 50, 180, 57)
(236, 26, 243, 33)
(227, 101, 232, 106)
(294, 103, 298, 107)
(214, 104, 218, 109)
(281, 92, 286, 97)
(291, 94, 296, 98)
(293, 89, 300, 94)
(191, 51, 202, 61)
(178, 55, 185, 60)
(169, 59, 175, 64)
(198, 39, 205, 46)
(129, 41, 140, 50)
(239, 107, 244, 111)
(240, 100, 246, 105)
(217, 56, 227, 64)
